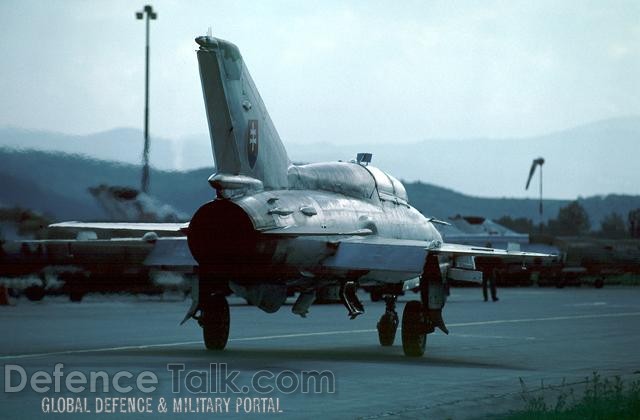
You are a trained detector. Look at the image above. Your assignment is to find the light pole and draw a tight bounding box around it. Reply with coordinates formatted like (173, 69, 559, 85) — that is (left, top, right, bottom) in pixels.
(136, 5, 157, 193)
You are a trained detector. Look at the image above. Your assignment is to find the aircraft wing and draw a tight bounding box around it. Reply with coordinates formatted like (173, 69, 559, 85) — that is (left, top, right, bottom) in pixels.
(49, 221, 188, 232)
(41, 223, 552, 273)
(15, 236, 196, 268)
(323, 237, 555, 274)
(143, 237, 196, 267)
(431, 242, 554, 260)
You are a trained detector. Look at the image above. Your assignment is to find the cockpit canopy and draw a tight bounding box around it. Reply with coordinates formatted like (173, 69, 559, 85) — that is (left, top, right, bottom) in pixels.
(364, 165, 408, 205)
(288, 162, 376, 199)
(287, 162, 408, 205)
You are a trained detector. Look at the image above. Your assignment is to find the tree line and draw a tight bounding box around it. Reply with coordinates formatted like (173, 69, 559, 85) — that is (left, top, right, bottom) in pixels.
(497, 202, 637, 239)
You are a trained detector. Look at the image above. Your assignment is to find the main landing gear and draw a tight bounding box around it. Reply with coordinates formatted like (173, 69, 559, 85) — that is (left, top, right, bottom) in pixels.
(401, 253, 449, 357)
(401, 300, 426, 356)
(198, 293, 230, 350)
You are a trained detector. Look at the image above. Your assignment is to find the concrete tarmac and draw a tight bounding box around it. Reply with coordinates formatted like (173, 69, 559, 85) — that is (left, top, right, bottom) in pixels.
(1, 286, 640, 419)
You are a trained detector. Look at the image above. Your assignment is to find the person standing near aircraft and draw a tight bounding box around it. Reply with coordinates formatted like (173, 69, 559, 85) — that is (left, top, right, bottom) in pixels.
(479, 250, 499, 302)
(482, 268, 499, 302)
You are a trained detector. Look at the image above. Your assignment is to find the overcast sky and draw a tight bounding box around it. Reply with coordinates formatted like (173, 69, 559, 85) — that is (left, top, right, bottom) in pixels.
(0, 1, 638, 144)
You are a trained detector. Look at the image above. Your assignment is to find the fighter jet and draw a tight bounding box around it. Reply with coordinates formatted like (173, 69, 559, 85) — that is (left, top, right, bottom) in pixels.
(52, 34, 554, 357)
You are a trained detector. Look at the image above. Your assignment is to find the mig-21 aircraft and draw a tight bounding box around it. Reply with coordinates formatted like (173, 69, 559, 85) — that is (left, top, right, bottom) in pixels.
(51, 34, 554, 357)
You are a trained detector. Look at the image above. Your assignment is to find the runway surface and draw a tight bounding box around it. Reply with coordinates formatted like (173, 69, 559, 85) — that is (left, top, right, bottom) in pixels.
(2, 286, 640, 419)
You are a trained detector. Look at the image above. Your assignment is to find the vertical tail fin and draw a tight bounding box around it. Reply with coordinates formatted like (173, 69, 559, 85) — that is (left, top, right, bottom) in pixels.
(196, 35, 290, 190)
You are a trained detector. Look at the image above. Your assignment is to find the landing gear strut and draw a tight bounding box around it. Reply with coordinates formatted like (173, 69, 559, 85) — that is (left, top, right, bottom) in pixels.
(377, 295, 398, 346)
(341, 281, 364, 319)
(199, 294, 230, 350)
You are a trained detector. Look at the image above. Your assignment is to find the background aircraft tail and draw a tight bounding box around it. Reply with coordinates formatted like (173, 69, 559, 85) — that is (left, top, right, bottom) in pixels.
(196, 35, 290, 190)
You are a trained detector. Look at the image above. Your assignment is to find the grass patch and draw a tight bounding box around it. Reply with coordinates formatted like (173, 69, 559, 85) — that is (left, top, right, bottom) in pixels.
(500, 373, 640, 419)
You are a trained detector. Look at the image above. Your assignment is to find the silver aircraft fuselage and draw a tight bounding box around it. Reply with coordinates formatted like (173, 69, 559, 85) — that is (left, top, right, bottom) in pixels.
(187, 161, 442, 289)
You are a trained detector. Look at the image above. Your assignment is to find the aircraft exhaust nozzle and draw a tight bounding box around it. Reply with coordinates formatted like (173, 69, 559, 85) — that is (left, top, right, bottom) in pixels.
(187, 200, 276, 276)
(196, 35, 290, 190)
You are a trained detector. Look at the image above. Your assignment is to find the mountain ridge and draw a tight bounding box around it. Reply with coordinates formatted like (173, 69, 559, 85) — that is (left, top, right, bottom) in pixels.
(0, 148, 638, 230)
(4, 116, 636, 198)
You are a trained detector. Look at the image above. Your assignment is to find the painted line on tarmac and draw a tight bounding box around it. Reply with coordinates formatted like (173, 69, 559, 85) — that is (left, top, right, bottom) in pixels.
(447, 311, 640, 327)
(229, 329, 375, 342)
(1, 312, 639, 361)
(449, 333, 536, 340)
(0, 330, 377, 361)
(0, 341, 203, 361)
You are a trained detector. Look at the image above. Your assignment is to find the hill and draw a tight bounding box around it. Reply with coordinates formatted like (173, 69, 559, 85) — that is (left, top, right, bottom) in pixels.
(405, 182, 640, 229)
(0, 149, 213, 220)
(0, 149, 638, 228)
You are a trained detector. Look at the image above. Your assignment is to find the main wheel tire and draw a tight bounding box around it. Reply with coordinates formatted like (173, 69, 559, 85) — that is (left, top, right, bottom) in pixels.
(377, 312, 398, 346)
(402, 300, 427, 357)
(201, 294, 230, 350)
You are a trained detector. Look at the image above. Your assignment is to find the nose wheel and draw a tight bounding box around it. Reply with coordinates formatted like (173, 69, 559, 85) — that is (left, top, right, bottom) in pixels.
(377, 295, 399, 346)
(199, 294, 230, 350)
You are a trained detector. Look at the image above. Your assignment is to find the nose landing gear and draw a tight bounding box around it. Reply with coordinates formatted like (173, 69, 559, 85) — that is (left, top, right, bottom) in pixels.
(377, 295, 399, 346)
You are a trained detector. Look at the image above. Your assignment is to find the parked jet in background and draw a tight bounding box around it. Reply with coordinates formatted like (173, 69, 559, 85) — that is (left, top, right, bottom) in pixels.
(46, 34, 554, 357)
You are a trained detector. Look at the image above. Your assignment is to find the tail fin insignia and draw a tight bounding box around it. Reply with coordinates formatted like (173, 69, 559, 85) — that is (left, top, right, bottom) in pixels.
(247, 120, 259, 169)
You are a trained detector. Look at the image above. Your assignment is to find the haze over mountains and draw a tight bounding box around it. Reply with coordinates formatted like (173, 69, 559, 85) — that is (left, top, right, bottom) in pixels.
(288, 116, 640, 199)
(1, 117, 637, 199)
(1, 117, 638, 228)
(0, 149, 638, 231)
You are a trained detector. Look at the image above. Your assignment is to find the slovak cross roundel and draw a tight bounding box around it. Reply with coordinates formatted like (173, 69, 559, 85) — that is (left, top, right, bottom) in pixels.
(247, 119, 259, 168)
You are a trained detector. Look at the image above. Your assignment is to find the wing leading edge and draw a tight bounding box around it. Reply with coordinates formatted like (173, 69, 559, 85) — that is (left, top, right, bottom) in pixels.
(432, 242, 555, 260)
(49, 221, 188, 232)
